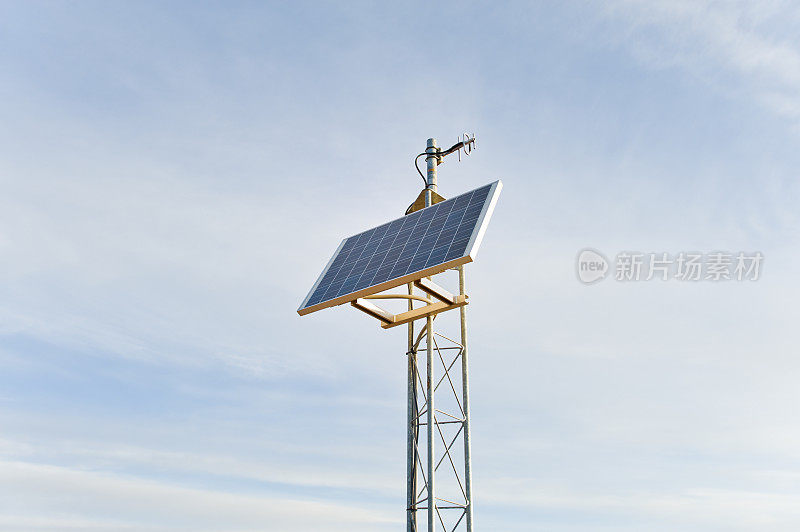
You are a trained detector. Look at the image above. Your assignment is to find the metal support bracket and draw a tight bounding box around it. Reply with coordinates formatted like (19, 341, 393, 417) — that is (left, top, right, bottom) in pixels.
(351, 293, 468, 329)
(414, 278, 457, 305)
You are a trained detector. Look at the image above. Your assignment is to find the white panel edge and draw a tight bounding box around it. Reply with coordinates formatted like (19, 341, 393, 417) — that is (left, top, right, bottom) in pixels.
(465, 180, 502, 261)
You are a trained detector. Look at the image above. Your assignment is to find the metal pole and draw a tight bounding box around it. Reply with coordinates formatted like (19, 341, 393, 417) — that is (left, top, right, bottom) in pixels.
(459, 266, 474, 531)
(407, 282, 417, 532)
(426, 314, 435, 532)
(425, 138, 438, 204)
(425, 138, 437, 532)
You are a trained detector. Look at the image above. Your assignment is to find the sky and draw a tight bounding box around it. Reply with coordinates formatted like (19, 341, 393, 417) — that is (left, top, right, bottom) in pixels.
(1, 1, 800, 530)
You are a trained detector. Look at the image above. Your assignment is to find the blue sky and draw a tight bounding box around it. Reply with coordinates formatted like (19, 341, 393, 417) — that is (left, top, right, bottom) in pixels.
(1, 1, 800, 530)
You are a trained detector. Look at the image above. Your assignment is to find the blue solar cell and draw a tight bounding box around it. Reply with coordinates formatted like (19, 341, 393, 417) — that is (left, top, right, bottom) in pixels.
(365, 252, 387, 270)
(362, 240, 380, 256)
(396, 227, 414, 244)
(417, 233, 438, 251)
(387, 218, 405, 232)
(372, 265, 394, 284)
(322, 281, 343, 301)
(354, 274, 375, 291)
(353, 256, 371, 272)
(407, 252, 431, 273)
(445, 210, 465, 225)
(448, 239, 470, 258)
(452, 193, 472, 210)
(440, 219, 459, 233)
(346, 245, 366, 262)
(417, 207, 436, 224)
(331, 250, 349, 264)
(440, 222, 461, 238)
(450, 236, 470, 251)
(354, 229, 374, 246)
(464, 203, 484, 217)
(448, 203, 467, 218)
(454, 223, 473, 238)
(401, 213, 420, 229)
(372, 223, 390, 240)
(341, 237, 357, 251)
(409, 226, 427, 241)
(399, 240, 420, 260)
(435, 200, 455, 217)
(384, 246, 403, 263)
(443, 248, 462, 262)
(319, 269, 337, 285)
(340, 276, 359, 295)
(390, 258, 413, 278)
(376, 236, 394, 253)
(333, 274, 349, 288)
(426, 244, 449, 263)
(427, 219, 445, 234)
(435, 230, 457, 248)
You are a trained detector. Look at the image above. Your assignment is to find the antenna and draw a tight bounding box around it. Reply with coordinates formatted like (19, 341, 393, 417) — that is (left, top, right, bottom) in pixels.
(298, 134, 500, 532)
(413, 135, 476, 189)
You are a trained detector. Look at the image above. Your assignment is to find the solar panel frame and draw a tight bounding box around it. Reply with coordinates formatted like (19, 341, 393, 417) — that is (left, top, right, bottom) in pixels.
(298, 179, 502, 316)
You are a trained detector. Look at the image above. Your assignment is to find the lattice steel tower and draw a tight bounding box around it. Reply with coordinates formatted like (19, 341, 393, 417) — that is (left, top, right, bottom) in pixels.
(298, 136, 502, 532)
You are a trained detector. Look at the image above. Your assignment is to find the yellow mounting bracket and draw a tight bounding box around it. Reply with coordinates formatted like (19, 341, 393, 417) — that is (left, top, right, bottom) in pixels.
(350, 277, 468, 329)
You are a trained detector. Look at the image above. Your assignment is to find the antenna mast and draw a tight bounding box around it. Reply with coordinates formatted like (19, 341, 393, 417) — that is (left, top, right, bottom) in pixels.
(408, 135, 476, 532)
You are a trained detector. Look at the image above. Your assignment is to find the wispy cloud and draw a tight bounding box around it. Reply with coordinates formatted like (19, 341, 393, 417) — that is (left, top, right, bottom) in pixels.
(0, 460, 398, 531)
(605, 0, 800, 123)
(479, 478, 800, 530)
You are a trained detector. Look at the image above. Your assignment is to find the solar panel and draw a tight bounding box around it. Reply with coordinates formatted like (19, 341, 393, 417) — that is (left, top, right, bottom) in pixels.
(298, 180, 502, 315)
